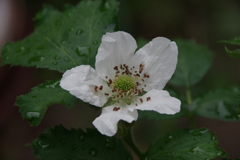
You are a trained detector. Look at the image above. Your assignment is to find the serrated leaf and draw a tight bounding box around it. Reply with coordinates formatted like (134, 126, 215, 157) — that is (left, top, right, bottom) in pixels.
(17, 80, 79, 126)
(193, 87, 240, 121)
(32, 125, 133, 160)
(1, 0, 119, 72)
(140, 128, 228, 160)
(169, 39, 214, 87)
(220, 37, 240, 46)
(224, 47, 240, 58)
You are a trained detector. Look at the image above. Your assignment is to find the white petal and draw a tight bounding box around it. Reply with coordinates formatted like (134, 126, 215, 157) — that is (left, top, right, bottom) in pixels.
(60, 65, 110, 107)
(132, 37, 178, 90)
(135, 89, 181, 114)
(92, 105, 138, 136)
(96, 31, 137, 80)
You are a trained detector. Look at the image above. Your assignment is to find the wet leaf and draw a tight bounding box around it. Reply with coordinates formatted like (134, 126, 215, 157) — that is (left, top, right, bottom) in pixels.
(17, 80, 79, 126)
(1, 0, 119, 72)
(32, 125, 133, 160)
(141, 128, 228, 160)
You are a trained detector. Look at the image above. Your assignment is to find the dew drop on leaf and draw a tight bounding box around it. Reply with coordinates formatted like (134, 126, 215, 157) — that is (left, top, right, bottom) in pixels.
(78, 134, 86, 142)
(76, 29, 83, 35)
(88, 147, 98, 156)
(72, 144, 78, 150)
(105, 138, 115, 150)
(52, 61, 58, 65)
(81, 143, 90, 150)
(61, 41, 66, 45)
(54, 56, 60, 60)
(190, 128, 208, 136)
(92, 41, 98, 45)
(164, 135, 173, 143)
(64, 58, 70, 62)
(38, 140, 50, 150)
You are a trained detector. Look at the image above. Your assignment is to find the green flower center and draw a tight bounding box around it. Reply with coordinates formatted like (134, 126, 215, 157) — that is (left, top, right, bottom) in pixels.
(113, 75, 135, 91)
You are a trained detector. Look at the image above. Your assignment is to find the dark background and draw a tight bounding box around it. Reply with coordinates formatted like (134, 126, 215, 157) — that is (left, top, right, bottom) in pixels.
(0, 0, 240, 159)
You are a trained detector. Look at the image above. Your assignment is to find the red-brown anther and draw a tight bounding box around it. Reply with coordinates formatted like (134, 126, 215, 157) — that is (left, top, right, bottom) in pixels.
(142, 88, 144, 92)
(140, 98, 143, 103)
(99, 85, 103, 90)
(139, 63, 144, 73)
(135, 104, 138, 106)
(114, 66, 118, 70)
(135, 71, 137, 73)
(106, 76, 108, 79)
(144, 73, 150, 78)
(136, 74, 140, 77)
(109, 79, 112, 84)
(144, 84, 146, 87)
(116, 71, 120, 74)
(113, 107, 120, 111)
(136, 82, 140, 86)
(105, 93, 109, 96)
(120, 64, 123, 69)
(147, 97, 151, 101)
(142, 79, 145, 82)
(94, 86, 98, 92)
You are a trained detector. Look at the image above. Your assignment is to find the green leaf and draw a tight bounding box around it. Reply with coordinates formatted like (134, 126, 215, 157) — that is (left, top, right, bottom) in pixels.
(193, 87, 240, 121)
(220, 37, 240, 58)
(1, 0, 119, 72)
(224, 47, 240, 58)
(140, 128, 228, 160)
(32, 125, 133, 160)
(169, 39, 214, 87)
(17, 80, 79, 126)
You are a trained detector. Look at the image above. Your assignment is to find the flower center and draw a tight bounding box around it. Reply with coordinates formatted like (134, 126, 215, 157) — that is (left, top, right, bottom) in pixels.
(113, 75, 135, 91)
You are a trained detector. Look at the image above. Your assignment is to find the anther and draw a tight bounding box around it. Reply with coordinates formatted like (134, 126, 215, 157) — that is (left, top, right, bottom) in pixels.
(94, 86, 98, 92)
(114, 66, 118, 70)
(109, 79, 112, 85)
(135, 104, 138, 106)
(140, 98, 143, 103)
(113, 107, 120, 111)
(144, 73, 150, 78)
(147, 97, 151, 101)
(105, 93, 109, 96)
(99, 86, 103, 90)
(106, 76, 108, 79)
(139, 63, 144, 74)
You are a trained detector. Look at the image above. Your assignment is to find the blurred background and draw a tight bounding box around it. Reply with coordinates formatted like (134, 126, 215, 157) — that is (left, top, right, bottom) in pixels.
(0, 0, 240, 159)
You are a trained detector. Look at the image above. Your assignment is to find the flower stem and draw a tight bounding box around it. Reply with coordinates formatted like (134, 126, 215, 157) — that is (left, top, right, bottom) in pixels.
(122, 123, 142, 157)
(186, 85, 196, 129)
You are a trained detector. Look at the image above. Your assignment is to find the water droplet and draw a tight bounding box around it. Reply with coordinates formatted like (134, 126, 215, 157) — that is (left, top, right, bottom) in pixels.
(100, 1, 111, 12)
(88, 147, 98, 156)
(64, 58, 70, 62)
(26, 112, 40, 118)
(81, 143, 90, 150)
(72, 144, 78, 150)
(190, 128, 208, 136)
(60, 139, 66, 144)
(55, 20, 61, 26)
(28, 56, 44, 63)
(76, 29, 83, 35)
(61, 41, 66, 45)
(92, 41, 98, 45)
(54, 56, 60, 60)
(38, 140, 50, 150)
(105, 138, 115, 150)
(189, 146, 203, 154)
(16, 46, 25, 52)
(75, 46, 89, 57)
(69, 28, 74, 32)
(78, 134, 86, 142)
(164, 135, 173, 143)
(52, 61, 58, 65)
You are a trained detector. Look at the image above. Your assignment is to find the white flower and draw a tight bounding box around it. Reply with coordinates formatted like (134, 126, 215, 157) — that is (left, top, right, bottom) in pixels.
(60, 31, 181, 136)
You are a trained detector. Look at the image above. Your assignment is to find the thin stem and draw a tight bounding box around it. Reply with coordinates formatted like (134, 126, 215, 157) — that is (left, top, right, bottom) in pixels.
(186, 84, 196, 129)
(122, 124, 142, 157)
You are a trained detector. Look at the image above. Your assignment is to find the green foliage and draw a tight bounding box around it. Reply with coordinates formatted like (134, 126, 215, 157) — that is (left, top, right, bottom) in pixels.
(193, 87, 240, 121)
(170, 39, 214, 87)
(220, 37, 240, 58)
(17, 80, 79, 126)
(1, 0, 119, 72)
(32, 125, 133, 160)
(140, 128, 228, 160)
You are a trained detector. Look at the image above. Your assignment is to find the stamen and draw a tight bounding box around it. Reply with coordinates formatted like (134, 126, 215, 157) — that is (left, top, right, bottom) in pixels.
(105, 93, 109, 96)
(99, 86, 103, 90)
(144, 73, 150, 78)
(106, 76, 108, 79)
(94, 86, 98, 92)
(147, 97, 151, 101)
(113, 107, 120, 111)
(140, 98, 143, 103)
(114, 66, 118, 70)
(139, 63, 144, 74)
